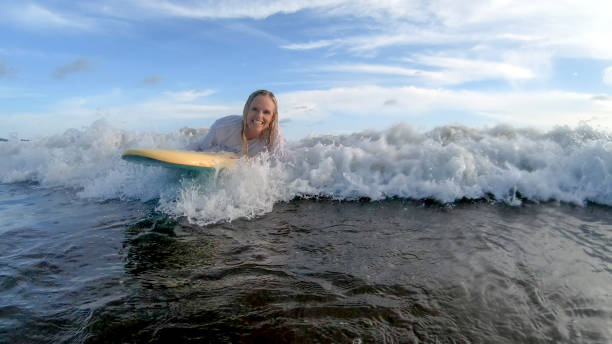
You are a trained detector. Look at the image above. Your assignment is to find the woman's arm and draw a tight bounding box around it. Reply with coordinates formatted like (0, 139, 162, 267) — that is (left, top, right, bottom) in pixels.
(190, 124, 217, 151)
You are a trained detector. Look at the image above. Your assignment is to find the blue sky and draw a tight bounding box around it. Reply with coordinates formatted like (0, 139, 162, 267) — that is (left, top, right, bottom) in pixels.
(1, 0, 611, 140)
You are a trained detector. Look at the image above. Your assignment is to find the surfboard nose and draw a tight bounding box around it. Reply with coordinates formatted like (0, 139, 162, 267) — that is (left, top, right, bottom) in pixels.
(122, 148, 239, 169)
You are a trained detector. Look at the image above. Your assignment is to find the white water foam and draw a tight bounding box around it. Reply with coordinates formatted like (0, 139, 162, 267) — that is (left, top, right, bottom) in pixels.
(0, 120, 206, 201)
(1, 120, 610, 224)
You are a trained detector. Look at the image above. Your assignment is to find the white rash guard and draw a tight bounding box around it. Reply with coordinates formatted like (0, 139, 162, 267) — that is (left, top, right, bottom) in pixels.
(193, 115, 285, 157)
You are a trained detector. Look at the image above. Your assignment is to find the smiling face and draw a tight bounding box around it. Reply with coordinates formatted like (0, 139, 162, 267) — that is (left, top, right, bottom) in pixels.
(244, 94, 276, 140)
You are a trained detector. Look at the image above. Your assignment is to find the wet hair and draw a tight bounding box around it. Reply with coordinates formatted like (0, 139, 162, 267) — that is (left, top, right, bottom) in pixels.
(241, 89, 279, 155)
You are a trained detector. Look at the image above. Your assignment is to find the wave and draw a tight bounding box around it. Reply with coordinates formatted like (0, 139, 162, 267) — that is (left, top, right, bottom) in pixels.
(1, 120, 610, 224)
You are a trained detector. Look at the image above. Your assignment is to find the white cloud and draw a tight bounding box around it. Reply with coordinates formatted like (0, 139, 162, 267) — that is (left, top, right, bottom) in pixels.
(7, 1, 610, 64)
(164, 89, 216, 102)
(414, 56, 535, 84)
(603, 66, 612, 86)
(279, 85, 612, 130)
(117, 101, 235, 121)
(319, 58, 534, 86)
(282, 40, 336, 51)
(281, 32, 458, 53)
(5, 0, 611, 63)
(322, 64, 428, 77)
(132, 0, 344, 19)
(275, 1, 612, 64)
(1, 89, 237, 138)
(5, 3, 95, 30)
(4, 85, 611, 139)
(55, 88, 228, 121)
(129, 0, 430, 22)
(418, 56, 532, 78)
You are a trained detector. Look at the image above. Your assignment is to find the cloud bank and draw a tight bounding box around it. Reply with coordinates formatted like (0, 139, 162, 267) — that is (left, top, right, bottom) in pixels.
(280, 85, 612, 130)
(4, 84, 610, 139)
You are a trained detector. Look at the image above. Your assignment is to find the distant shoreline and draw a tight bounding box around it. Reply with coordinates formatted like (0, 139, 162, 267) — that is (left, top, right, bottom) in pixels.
(0, 138, 30, 142)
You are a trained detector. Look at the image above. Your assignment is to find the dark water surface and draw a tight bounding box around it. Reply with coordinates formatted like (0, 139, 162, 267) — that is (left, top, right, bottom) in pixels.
(1, 183, 610, 343)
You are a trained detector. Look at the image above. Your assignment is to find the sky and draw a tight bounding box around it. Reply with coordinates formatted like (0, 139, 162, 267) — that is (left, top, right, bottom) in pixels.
(1, 0, 612, 140)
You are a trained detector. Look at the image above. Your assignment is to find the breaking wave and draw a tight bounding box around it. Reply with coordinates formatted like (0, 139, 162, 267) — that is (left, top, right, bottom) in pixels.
(1, 120, 610, 224)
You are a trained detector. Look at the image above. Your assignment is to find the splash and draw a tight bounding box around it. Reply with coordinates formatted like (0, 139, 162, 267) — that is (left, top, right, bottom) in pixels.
(1, 120, 610, 224)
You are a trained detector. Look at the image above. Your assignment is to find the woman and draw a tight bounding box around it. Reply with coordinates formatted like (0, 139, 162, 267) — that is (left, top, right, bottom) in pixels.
(193, 90, 284, 156)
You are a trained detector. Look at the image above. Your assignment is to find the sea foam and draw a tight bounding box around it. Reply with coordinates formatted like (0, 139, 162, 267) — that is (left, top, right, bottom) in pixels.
(1, 120, 610, 224)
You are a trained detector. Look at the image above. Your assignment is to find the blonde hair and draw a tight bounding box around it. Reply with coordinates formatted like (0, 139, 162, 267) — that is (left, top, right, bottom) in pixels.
(241, 89, 279, 155)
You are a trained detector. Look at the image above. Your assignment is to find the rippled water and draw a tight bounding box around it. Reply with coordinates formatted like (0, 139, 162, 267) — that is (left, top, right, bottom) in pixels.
(1, 183, 610, 343)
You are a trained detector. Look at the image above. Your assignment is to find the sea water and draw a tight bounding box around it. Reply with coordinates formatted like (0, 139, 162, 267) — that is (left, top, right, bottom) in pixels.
(0, 120, 610, 343)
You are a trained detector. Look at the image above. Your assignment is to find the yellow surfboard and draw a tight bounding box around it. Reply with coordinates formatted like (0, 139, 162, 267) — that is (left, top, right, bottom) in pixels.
(122, 148, 239, 171)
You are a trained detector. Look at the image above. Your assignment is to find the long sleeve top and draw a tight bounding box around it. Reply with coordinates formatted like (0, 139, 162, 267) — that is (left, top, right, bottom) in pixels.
(193, 115, 284, 157)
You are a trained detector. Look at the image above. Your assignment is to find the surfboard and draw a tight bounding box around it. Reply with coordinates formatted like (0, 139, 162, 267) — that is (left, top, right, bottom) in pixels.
(122, 148, 239, 172)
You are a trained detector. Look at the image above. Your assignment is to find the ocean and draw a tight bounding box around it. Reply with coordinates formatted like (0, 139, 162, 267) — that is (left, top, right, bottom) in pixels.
(0, 120, 610, 343)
